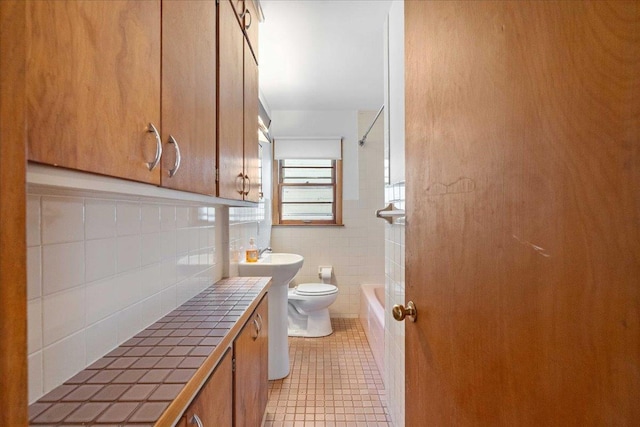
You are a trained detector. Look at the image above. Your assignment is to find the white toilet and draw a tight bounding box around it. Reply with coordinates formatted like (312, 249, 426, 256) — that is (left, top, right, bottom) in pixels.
(287, 283, 338, 337)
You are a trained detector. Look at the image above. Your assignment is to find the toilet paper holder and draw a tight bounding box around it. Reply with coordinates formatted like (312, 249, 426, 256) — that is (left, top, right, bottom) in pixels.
(318, 265, 333, 279)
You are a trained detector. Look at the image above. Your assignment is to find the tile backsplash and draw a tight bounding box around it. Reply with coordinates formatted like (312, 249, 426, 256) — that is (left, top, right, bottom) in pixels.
(26, 189, 223, 403)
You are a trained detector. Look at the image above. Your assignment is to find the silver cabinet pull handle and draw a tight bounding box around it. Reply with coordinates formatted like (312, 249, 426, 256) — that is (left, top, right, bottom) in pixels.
(244, 9, 252, 30)
(243, 174, 251, 196)
(252, 318, 260, 340)
(256, 313, 263, 333)
(167, 135, 182, 177)
(147, 123, 162, 171)
(236, 173, 245, 195)
(190, 414, 204, 427)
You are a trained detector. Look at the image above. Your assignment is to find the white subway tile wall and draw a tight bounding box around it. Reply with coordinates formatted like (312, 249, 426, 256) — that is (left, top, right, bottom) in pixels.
(228, 200, 271, 277)
(26, 192, 222, 403)
(384, 181, 405, 427)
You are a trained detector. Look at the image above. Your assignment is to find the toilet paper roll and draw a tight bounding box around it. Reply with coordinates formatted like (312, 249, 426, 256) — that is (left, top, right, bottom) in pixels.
(320, 267, 332, 282)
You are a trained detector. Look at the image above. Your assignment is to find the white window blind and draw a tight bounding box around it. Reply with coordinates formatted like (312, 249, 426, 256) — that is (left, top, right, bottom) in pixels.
(274, 137, 342, 160)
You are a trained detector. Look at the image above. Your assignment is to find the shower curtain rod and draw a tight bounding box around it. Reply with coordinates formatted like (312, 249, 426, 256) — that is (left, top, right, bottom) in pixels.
(359, 104, 385, 146)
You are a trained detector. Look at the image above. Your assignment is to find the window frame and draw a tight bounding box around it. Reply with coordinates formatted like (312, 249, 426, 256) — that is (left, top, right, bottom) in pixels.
(273, 157, 343, 226)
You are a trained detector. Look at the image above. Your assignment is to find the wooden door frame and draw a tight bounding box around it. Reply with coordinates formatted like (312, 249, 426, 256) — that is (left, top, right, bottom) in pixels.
(0, 0, 28, 425)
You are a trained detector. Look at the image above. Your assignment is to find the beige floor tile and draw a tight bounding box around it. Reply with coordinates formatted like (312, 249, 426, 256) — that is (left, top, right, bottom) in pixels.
(266, 319, 392, 426)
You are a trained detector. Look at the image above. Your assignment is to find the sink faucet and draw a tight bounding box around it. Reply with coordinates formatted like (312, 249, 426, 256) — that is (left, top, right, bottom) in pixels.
(258, 247, 272, 257)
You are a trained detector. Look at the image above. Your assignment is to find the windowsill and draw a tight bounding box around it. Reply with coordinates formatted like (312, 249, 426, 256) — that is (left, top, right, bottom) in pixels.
(272, 223, 344, 227)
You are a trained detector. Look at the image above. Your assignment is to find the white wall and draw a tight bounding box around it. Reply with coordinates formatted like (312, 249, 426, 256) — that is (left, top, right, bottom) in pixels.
(270, 110, 385, 317)
(385, 0, 405, 186)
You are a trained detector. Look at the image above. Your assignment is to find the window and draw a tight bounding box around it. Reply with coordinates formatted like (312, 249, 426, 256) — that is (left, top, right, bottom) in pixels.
(273, 138, 343, 225)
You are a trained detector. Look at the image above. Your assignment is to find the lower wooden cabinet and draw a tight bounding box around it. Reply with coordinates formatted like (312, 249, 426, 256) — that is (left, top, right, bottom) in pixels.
(234, 295, 269, 427)
(179, 294, 268, 427)
(181, 349, 233, 427)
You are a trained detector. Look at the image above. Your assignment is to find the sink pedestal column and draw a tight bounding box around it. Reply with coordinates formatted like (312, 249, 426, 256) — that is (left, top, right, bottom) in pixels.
(237, 253, 304, 380)
(268, 283, 289, 380)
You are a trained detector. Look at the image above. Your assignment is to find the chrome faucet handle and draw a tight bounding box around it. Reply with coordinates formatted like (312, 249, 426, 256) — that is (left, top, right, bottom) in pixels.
(258, 247, 272, 257)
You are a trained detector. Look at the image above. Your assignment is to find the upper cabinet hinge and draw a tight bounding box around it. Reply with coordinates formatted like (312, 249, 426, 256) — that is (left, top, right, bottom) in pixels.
(232, 358, 236, 372)
(216, 168, 219, 183)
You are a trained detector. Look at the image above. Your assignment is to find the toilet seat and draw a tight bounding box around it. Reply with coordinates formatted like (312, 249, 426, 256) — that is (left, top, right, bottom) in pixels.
(294, 283, 337, 296)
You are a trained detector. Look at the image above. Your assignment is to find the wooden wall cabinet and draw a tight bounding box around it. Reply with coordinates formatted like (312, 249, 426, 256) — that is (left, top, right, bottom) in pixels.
(26, 0, 218, 196)
(218, 0, 261, 202)
(26, 1, 162, 185)
(243, 41, 261, 203)
(161, 1, 217, 196)
(230, 0, 246, 26)
(243, 0, 259, 64)
(234, 295, 269, 427)
(227, 0, 258, 64)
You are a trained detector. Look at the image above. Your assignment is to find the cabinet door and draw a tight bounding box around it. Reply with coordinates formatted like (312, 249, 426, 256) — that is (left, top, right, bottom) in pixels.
(184, 349, 233, 427)
(230, 0, 245, 25)
(243, 42, 260, 203)
(234, 296, 268, 427)
(162, 1, 217, 195)
(217, 0, 245, 201)
(26, 1, 161, 184)
(243, 0, 259, 64)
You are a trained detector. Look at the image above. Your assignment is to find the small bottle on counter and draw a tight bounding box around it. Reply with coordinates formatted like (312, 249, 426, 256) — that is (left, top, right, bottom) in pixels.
(246, 237, 258, 262)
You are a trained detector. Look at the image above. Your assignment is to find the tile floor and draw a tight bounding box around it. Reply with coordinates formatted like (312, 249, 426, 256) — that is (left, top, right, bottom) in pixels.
(265, 318, 392, 427)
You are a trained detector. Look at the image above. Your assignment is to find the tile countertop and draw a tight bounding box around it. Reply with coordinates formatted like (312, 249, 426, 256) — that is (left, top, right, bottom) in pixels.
(28, 276, 271, 427)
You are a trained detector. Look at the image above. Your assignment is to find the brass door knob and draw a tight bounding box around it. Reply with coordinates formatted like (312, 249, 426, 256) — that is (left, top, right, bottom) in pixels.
(392, 301, 417, 322)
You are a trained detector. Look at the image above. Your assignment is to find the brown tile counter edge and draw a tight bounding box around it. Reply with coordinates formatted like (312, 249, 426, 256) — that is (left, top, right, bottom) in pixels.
(28, 276, 272, 427)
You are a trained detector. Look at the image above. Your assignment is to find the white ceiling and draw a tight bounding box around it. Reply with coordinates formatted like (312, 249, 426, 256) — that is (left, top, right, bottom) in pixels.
(258, 0, 393, 112)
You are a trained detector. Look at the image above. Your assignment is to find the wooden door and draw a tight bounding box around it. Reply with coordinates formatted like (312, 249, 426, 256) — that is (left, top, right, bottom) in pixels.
(162, 0, 217, 195)
(26, 1, 161, 184)
(234, 296, 268, 427)
(183, 349, 233, 427)
(243, 42, 260, 203)
(218, 0, 245, 201)
(404, 1, 640, 425)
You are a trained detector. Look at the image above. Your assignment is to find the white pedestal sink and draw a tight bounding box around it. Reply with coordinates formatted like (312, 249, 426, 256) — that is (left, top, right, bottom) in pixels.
(238, 253, 304, 380)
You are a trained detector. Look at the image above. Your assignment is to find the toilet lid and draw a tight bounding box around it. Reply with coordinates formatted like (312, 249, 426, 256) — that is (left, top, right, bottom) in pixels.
(295, 283, 337, 296)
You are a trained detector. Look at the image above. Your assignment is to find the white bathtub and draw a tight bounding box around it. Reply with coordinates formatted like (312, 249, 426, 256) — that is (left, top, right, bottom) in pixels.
(359, 284, 385, 381)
